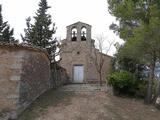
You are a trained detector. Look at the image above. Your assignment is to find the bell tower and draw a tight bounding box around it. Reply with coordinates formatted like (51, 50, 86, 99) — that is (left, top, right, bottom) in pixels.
(66, 22, 92, 43)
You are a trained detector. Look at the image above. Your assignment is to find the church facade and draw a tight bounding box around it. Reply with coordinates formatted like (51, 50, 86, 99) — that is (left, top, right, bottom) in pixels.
(60, 22, 111, 83)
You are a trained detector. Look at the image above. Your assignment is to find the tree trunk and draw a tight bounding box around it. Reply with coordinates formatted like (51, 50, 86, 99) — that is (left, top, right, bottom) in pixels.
(152, 77, 160, 105)
(99, 72, 102, 86)
(144, 55, 156, 104)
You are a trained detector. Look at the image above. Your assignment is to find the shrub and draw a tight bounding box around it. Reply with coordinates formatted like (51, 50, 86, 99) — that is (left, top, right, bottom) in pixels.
(137, 82, 147, 98)
(106, 70, 137, 95)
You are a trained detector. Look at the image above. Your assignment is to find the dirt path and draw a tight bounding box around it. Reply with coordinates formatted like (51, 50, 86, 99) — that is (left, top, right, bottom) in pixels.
(19, 85, 160, 120)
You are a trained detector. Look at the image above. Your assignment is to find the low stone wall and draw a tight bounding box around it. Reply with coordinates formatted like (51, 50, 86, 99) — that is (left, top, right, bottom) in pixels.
(18, 47, 51, 117)
(0, 45, 24, 116)
(0, 43, 69, 119)
(0, 43, 51, 119)
(50, 64, 69, 88)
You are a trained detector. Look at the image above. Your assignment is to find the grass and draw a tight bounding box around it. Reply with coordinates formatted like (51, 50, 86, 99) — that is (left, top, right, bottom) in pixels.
(156, 104, 160, 110)
(97, 113, 110, 120)
(104, 104, 124, 120)
(17, 86, 160, 120)
(18, 89, 74, 120)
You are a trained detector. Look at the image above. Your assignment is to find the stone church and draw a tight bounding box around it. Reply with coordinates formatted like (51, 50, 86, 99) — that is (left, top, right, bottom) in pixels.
(60, 22, 111, 83)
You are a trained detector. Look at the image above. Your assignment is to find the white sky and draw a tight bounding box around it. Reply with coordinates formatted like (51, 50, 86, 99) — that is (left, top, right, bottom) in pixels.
(1, 0, 123, 55)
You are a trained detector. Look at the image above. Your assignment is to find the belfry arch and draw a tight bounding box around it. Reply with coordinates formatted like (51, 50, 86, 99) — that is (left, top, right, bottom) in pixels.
(71, 27, 77, 41)
(66, 22, 92, 42)
(81, 27, 87, 41)
(60, 21, 111, 84)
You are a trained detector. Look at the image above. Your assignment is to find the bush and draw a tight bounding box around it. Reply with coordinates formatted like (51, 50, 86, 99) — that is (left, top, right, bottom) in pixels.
(137, 82, 147, 98)
(106, 70, 137, 95)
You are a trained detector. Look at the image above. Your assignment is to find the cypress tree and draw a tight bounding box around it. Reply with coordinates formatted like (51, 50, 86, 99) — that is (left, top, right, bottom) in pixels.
(0, 5, 16, 43)
(21, 0, 57, 60)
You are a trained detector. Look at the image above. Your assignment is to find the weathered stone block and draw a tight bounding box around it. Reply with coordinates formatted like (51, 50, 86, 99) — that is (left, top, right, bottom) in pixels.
(0, 43, 51, 119)
(60, 22, 111, 83)
(10, 64, 22, 70)
(10, 76, 21, 81)
(6, 94, 19, 99)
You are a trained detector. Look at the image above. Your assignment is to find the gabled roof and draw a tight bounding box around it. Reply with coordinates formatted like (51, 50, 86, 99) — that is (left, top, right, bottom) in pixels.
(67, 21, 91, 28)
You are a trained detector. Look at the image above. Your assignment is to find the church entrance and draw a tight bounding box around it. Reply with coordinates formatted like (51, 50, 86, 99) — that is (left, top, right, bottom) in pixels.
(73, 66, 84, 83)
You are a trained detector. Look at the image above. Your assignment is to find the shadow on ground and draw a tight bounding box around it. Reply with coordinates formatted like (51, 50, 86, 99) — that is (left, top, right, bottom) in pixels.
(18, 84, 160, 120)
(18, 89, 75, 120)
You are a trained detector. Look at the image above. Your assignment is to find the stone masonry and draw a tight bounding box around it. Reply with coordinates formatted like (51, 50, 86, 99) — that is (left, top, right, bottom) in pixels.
(60, 22, 111, 83)
(0, 43, 50, 119)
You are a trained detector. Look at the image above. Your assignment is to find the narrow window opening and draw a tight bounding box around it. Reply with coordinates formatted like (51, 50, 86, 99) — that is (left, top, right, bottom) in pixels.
(77, 51, 80, 55)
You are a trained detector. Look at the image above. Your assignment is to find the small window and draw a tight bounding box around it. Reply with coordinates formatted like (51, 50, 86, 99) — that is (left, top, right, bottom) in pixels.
(81, 27, 87, 41)
(71, 27, 77, 41)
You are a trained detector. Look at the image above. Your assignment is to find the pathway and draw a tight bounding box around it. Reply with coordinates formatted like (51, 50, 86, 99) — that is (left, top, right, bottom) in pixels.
(57, 84, 111, 92)
(18, 84, 160, 120)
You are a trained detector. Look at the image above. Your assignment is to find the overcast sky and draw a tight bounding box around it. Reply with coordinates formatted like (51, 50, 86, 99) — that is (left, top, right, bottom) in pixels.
(1, 0, 123, 55)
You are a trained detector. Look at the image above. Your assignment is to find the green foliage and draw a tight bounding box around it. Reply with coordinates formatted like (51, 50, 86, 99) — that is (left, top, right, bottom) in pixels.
(107, 70, 137, 95)
(108, 0, 160, 58)
(109, 45, 148, 97)
(152, 77, 160, 94)
(21, 0, 57, 60)
(0, 5, 17, 43)
(108, 0, 160, 104)
(111, 44, 146, 81)
(136, 79, 147, 98)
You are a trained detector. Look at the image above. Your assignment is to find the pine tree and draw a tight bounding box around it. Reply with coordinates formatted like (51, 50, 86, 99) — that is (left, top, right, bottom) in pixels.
(0, 5, 16, 43)
(21, 0, 57, 60)
(108, 0, 160, 104)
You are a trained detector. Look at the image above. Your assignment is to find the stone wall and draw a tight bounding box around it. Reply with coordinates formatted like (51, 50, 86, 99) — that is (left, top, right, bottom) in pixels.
(50, 65, 68, 88)
(0, 43, 51, 119)
(86, 50, 111, 83)
(60, 40, 111, 83)
(60, 41, 91, 82)
(60, 22, 111, 83)
(18, 49, 51, 117)
(0, 45, 24, 115)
